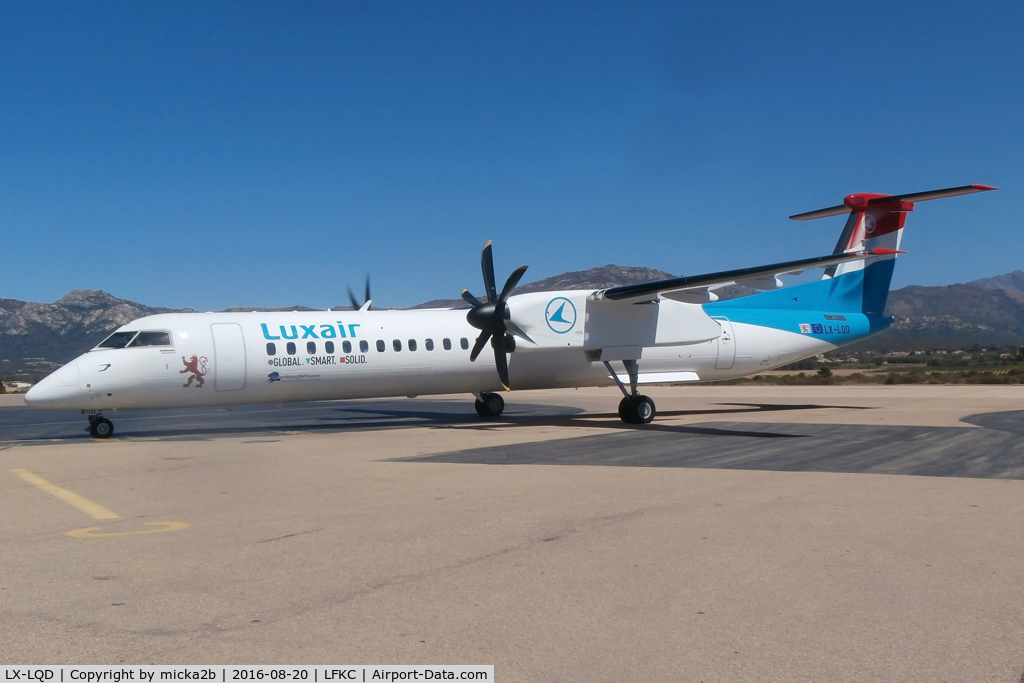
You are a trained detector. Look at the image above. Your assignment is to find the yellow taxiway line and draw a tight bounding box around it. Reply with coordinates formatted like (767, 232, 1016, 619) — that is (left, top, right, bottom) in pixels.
(10, 468, 122, 520)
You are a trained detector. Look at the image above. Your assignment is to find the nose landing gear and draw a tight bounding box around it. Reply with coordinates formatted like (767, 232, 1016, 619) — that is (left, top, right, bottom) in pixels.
(86, 414, 114, 439)
(474, 392, 505, 418)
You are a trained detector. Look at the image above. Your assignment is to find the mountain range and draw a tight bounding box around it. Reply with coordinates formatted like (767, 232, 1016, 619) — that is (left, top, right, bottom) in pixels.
(4, 269, 1024, 377)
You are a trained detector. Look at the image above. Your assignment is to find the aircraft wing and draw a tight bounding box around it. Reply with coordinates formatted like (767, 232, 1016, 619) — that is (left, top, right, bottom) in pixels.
(591, 248, 899, 303)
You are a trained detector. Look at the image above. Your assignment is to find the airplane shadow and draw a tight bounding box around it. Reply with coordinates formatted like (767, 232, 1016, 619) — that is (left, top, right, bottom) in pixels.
(8, 400, 864, 444)
(961, 409, 1024, 435)
(10, 400, 1024, 480)
(394, 410, 1024, 481)
(336, 401, 865, 438)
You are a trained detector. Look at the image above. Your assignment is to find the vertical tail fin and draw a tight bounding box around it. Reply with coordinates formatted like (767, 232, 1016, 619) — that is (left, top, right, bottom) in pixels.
(790, 184, 996, 315)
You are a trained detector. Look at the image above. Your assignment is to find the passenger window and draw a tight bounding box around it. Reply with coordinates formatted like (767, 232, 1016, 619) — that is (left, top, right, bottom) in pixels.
(408, 339, 417, 351)
(393, 339, 402, 352)
(342, 341, 352, 354)
(97, 331, 138, 349)
(266, 343, 277, 356)
(307, 341, 316, 354)
(443, 338, 452, 351)
(425, 339, 434, 351)
(129, 331, 171, 347)
(287, 342, 296, 355)
(376, 340, 385, 352)
(360, 340, 369, 353)
(460, 338, 469, 350)
(325, 341, 335, 354)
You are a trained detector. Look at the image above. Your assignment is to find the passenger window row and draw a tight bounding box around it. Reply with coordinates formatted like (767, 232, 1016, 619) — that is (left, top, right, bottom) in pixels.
(266, 337, 470, 356)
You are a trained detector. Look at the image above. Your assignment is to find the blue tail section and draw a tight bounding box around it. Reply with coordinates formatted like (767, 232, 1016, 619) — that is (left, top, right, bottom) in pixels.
(702, 259, 897, 344)
(706, 258, 896, 316)
(700, 184, 995, 347)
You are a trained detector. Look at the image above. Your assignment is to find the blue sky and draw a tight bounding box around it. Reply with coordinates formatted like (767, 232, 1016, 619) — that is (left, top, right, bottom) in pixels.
(1, 1, 1020, 310)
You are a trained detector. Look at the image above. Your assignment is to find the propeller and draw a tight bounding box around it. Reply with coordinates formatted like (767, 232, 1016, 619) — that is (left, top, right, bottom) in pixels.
(462, 241, 530, 391)
(347, 275, 372, 311)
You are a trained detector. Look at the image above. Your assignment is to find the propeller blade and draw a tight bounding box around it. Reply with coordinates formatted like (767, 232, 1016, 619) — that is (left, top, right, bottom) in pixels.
(347, 286, 359, 310)
(498, 265, 528, 302)
(462, 289, 484, 307)
(493, 335, 510, 390)
(364, 274, 371, 308)
(469, 330, 491, 362)
(504, 320, 535, 344)
(481, 241, 497, 302)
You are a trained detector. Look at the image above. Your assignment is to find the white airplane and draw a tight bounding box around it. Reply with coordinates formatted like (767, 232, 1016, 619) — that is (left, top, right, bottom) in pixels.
(26, 185, 995, 438)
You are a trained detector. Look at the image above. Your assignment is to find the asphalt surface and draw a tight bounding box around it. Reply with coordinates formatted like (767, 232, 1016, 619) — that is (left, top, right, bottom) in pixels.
(0, 398, 584, 444)
(404, 412, 1024, 480)
(2, 386, 1024, 681)
(8, 396, 1024, 480)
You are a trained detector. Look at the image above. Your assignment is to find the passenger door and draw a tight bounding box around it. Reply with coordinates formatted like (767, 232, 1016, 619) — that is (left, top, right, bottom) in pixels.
(211, 323, 247, 391)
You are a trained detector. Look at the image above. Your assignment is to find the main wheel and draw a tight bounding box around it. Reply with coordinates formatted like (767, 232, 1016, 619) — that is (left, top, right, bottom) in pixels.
(474, 392, 505, 418)
(618, 395, 656, 424)
(633, 395, 655, 423)
(618, 397, 633, 423)
(89, 417, 114, 439)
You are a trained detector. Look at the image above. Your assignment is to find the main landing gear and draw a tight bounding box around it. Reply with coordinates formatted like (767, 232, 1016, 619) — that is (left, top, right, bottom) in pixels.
(474, 392, 505, 418)
(86, 414, 114, 439)
(604, 359, 656, 424)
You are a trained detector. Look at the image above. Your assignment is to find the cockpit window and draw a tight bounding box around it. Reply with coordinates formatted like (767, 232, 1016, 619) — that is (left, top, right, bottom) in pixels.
(97, 331, 138, 348)
(128, 331, 172, 347)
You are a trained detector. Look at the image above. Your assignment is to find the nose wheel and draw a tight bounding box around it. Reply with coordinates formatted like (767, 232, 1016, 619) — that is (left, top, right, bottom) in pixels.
(87, 415, 114, 439)
(474, 392, 505, 418)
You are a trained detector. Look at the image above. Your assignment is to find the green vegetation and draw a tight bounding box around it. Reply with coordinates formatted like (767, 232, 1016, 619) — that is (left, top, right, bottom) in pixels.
(716, 346, 1024, 385)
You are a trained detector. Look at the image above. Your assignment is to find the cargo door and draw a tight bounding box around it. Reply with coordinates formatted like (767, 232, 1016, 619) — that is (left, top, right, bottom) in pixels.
(211, 323, 247, 391)
(714, 318, 735, 370)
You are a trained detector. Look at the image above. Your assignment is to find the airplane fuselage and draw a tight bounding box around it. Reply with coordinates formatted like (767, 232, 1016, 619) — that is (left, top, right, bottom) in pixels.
(27, 289, 854, 412)
(25, 184, 995, 433)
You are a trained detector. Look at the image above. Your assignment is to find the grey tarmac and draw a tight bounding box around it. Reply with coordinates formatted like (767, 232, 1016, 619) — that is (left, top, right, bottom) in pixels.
(1, 385, 1023, 682)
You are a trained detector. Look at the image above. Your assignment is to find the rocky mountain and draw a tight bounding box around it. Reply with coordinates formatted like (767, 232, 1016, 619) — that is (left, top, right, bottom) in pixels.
(515, 265, 676, 293)
(0, 298, 27, 313)
(6, 267, 1024, 378)
(0, 290, 191, 375)
(0, 291, 355, 375)
(851, 284, 1024, 351)
(967, 270, 1024, 293)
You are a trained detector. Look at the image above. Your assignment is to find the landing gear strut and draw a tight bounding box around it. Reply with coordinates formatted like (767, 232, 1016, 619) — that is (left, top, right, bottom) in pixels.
(604, 359, 656, 424)
(87, 414, 114, 439)
(474, 392, 505, 418)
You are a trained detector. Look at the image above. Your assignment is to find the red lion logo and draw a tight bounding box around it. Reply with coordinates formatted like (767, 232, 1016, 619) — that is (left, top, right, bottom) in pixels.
(180, 354, 208, 388)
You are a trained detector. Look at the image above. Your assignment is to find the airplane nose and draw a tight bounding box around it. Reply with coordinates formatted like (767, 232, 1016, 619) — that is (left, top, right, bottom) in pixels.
(24, 362, 82, 408)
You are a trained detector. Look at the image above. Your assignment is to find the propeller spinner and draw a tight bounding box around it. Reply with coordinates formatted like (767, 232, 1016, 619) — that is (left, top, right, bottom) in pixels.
(462, 242, 530, 391)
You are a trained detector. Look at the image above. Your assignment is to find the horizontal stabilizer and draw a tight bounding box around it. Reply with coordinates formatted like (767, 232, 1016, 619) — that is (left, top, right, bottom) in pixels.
(789, 204, 850, 221)
(878, 184, 997, 205)
(790, 184, 996, 221)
